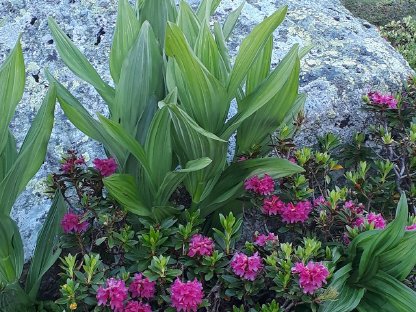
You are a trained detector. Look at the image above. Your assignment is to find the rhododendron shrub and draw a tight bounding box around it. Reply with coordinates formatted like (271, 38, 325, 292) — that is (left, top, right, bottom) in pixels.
(170, 279, 204, 312)
(291, 262, 329, 294)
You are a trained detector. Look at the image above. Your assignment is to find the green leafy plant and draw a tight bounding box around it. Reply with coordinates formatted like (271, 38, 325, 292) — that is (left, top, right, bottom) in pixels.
(320, 193, 416, 312)
(0, 39, 66, 311)
(47, 0, 304, 222)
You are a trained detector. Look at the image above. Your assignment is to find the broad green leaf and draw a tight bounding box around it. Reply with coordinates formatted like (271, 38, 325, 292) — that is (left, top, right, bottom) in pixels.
(319, 264, 365, 312)
(114, 21, 164, 145)
(0, 215, 23, 284)
(195, 22, 228, 84)
(177, 0, 201, 48)
(48, 17, 115, 109)
(0, 283, 33, 312)
(356, 193, 408, 282)
(145, 106, 172, 187)
(197, 0, 222, 21)
(104, 174, 151, 217)
(165, 22, 229, 133)
(25, 191, 66, 299)
(362, 271, 416, 311)
(357, 291, 395, 312)
(213, 22, 232, 72)
(199, 158, 304, 217)
(139, 0, 177, 48)
(0, 131, 17, 181)
(155, 157, 212, 206)
(110, 0, 141, 84)
(0, 85, 56, 215)
(245, 35, 272, 95)
(222, 2, 245, 40)
(0, 39, 25, 156)
(227, 6, 287, 96)
(222, 44, 300, 140)
(46, 70, 127, 165)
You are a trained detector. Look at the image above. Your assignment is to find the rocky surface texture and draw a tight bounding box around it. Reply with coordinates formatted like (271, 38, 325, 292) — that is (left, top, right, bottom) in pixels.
(0, 0, 413, 258)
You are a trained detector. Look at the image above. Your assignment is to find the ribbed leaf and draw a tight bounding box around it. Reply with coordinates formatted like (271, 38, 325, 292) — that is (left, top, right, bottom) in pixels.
(155, 157, 212, 206)
(199, 158, 304, 217)
(227, 6, 287, 96)
(222, 2, 245, 40)
(25, 191, 66, 299)
(0, 215, 23, 284)
(48, 17, 115, 109)
(222, 44, 300, 140)
(177, 0, 201, 48)
(0, 39, 25, 156)
(0, 131, 17, 181)
(319, 264, 364, 312)
(110, 0, 141, 84)
(113, 21, 164, 145)
(197, 0, 222, 21)
(104, 174, 151, 217)
(0, 283, 32, 312)
(165, 22, 228, 133)
(0, 85, 56, 215)
(46, 70, 127, 165)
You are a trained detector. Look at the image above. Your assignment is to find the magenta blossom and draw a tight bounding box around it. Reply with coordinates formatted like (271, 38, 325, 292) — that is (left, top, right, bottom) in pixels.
(124, 301, 152, 312)
(93, 158, 118, 177)
(344, 200, 364, 214)
(262, 196, 286, 215)
(231, 252, 263, 281)
(129, 273, 156, 300)
(188, 234, 214, 257)
(313, 196, 330, 208)
(292, 261, 329, 294)
(355, 212, 386, 230)
(170, 278, 203, 312)
(61, 155, 85, 173)
(244, 174, 275, 195)
(96, 278, 128, 312)
(61, 212, 89, 234)
(254, 233, 278, 247)
(406, 224, 416, 231)
(367, 91, 398, 109)
(279, 201, 312, 224)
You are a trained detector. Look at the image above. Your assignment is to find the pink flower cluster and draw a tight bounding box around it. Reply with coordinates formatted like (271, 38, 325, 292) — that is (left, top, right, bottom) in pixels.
(93, 158, 118, 177)
(262, 197, 312, 224)
(280, 201, 312, 223)
(354, 212, 386, 230)
(97, 278, 128, 312)
(254, 233, 278, 246)
(344, 200, 364, 214)
(124, 301, 152, 312)
(368, 91, 398, 109)
(61, 154, 85, 173)
(313, 196, 330, 208)
(188, 234, 214, 257)
(60, 212, 89, 234)
(406, 224, 416, 231)
(291, 261, 329, 294)
(129, 273, 156, 300)
(170, 278, 203, 312)
(231, 252, 263, 281)
(244, 174, 275, 195)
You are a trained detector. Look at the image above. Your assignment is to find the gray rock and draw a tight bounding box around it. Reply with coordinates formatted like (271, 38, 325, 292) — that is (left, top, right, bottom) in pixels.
(0, 0, 413, 259)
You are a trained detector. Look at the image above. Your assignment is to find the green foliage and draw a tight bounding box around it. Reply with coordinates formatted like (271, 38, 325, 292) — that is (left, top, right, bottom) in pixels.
(48, 0, 304, 222)
(381, 16, 416, 69)
(320, 194, 416, 312)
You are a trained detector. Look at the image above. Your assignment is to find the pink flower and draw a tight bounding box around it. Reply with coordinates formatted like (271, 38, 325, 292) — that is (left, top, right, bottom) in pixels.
(244, 174, 275, 195)
(188, 234, 214, 257)
(124, 301, 152, 312)
(230, 252, 263, 281)
(405, 224, 416, 231)
(96, 278, 128, 312)
(170, 278, 203, 312)
(60, 212, 89, 233)
(93, 158, 118, 177)
(279, 201, 312, 224)
(368, 91, 398, 109)
(61, 155, 85, 173)
(344, 201, 364, 214)
(254, 233, 278, 247)
(292, 261, 329, 294)
(354, 213, 386, 230)
(262, 196, 286, 215)
(129, 273, 156, 300)
(313, 196, 330, 207)
(289, 157, 297, 164)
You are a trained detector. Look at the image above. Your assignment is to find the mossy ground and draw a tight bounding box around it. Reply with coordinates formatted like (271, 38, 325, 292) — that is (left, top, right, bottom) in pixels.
(343, 0, 416, 25)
